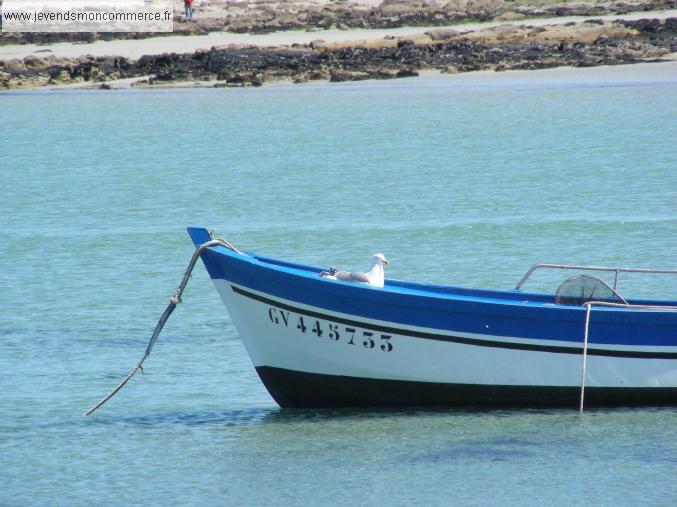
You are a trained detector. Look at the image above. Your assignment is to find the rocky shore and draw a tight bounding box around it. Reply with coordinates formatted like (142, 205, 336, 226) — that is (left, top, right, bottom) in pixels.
(218, 0, 677, 33)
(0, 0, 674, 46)
(2, 16, 675, 90)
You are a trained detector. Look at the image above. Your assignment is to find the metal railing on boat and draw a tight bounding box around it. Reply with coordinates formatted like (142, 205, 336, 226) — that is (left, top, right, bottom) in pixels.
(515, 263, 677, 292)
(514, 263, 677, 413)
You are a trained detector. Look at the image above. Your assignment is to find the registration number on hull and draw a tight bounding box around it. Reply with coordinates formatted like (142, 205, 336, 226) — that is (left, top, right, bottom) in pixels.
(268, 306, 393, 352)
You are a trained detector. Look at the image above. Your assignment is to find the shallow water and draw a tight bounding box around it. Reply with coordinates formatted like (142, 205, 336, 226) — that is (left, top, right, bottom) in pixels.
(1, 69, 676, 505)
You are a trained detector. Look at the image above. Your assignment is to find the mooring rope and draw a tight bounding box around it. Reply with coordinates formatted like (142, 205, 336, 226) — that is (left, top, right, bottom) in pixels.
(84, 236, 242, 416)
(579, 301, 677, 414)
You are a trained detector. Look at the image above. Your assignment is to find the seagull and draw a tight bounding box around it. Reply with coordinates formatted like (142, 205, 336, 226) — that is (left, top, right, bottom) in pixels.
(319, 253, 390, 288)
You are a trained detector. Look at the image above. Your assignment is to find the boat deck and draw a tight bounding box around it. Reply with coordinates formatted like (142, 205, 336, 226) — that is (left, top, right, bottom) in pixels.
(250, 251, 671, 310)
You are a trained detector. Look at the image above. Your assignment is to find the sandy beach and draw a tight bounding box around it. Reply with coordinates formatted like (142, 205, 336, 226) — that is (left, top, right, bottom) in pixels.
(419, 58, 677, 84)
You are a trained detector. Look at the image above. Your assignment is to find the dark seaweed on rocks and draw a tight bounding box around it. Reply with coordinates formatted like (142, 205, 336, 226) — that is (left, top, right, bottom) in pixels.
(1, 17, 675, 89)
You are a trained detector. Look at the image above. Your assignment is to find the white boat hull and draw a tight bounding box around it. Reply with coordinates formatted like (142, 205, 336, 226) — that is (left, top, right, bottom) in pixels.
(214, 280, 677, 408)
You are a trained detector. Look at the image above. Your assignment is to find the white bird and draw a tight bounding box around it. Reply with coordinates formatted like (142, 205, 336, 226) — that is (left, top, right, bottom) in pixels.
(319, 253, 390, 288)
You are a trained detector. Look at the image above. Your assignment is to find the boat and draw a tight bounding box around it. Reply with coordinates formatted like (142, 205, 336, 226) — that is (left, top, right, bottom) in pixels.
(187, 227, 677, 409)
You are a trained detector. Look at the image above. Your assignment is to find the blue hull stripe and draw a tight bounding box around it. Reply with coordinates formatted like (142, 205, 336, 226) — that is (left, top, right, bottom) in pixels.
(233, 286, 677, 359)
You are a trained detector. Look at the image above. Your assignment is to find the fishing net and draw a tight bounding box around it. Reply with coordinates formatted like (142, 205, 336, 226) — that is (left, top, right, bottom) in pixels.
(555, 274, 624, 306)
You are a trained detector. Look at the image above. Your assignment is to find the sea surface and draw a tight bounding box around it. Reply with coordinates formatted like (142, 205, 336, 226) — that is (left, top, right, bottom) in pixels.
(1, 67, 676, 506)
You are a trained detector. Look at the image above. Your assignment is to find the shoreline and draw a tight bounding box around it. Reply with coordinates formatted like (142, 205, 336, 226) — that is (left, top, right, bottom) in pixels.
(1, 8, 675, 91)
(417, 57, 677, 84)
(1, 9, 675, 61)
(15, 59, 674, 93)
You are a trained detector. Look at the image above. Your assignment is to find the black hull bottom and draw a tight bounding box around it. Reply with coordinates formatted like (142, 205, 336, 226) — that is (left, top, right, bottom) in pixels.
(255, 366, 677, 409)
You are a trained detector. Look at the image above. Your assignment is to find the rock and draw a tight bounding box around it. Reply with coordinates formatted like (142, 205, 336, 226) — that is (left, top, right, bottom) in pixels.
(396, 68, 419, 78)
(397, 39, 415, 48)
(441, 65, 459, 74)
(329, 70, 370, 82)
(99, 83, 111, 90)
(4, 59, 25, 71)
(308, 70, 330, 80)
(367, 68, 397, 79)
(495, 11, 527, 22)
(425, 29, 460, 41)
(23, 56, 48, 69)
(50, 69, 72, 82)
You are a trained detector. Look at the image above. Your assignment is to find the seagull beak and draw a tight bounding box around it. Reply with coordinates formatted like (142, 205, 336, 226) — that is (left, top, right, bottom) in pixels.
(383, 258, 390, 265)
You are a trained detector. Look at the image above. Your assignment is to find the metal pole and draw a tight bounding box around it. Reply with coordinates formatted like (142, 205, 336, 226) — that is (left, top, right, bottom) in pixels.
(579, 303, 592, 414)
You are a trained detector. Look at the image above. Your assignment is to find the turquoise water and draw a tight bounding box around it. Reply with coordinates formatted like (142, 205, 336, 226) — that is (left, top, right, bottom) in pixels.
(1, 69, 676, 505)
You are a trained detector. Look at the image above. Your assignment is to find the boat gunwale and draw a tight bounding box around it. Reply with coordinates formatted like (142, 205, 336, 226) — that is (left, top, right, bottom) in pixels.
(204, 244, 676, 312)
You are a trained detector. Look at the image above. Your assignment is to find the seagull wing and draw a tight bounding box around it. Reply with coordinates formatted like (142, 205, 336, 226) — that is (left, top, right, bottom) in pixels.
(335, 270, 370, 284)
